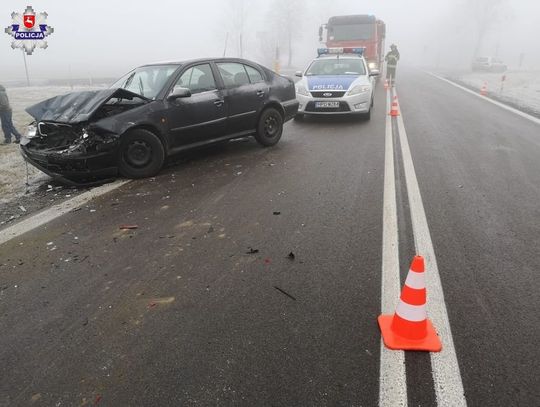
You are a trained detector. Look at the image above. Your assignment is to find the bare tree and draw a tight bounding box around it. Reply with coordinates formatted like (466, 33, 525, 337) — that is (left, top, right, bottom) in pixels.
(220, 0, 247, 57)
(267, 0, 304, 68)
(468, 0, 510, 57)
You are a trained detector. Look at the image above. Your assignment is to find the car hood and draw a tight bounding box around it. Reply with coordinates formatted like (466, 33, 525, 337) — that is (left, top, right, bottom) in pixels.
(305, 75, 366, 91)
(25, 88, 148, 124)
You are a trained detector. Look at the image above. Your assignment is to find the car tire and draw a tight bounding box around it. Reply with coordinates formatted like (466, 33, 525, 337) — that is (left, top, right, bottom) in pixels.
(254, 107, 283, 147)
(118, 128, 165, 179)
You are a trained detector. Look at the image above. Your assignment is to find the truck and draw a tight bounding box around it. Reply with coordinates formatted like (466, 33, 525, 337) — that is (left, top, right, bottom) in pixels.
(319, 15, 386, 73)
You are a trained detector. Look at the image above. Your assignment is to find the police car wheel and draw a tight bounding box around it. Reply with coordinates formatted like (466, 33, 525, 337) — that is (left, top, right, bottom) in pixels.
(118, 129, 165, 179)
(255, 108, 283, 147)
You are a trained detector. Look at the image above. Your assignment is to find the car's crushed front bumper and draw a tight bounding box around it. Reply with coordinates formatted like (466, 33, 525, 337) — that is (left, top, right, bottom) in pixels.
(296, 92, 371, 115)
(21, 143, 118, 186)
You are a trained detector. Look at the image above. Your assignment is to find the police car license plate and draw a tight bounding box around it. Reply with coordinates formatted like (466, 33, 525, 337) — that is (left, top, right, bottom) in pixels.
(315, 101, 339, 108)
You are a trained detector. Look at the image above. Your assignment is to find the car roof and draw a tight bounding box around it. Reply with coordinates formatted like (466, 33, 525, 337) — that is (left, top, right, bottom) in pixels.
(141, 57, 264, 67)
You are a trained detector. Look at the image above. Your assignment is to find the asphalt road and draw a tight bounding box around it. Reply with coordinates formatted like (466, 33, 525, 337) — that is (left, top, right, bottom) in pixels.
(1, 69, 539, 406)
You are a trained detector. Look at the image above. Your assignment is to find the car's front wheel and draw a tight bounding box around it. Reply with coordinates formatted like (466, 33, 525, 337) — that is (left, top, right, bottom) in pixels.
(118, 129, 165, 178)
(254, 107, 283, 147)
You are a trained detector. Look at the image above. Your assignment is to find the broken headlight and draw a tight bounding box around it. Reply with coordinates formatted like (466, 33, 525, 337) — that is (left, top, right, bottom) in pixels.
(25, 123, 37, 138)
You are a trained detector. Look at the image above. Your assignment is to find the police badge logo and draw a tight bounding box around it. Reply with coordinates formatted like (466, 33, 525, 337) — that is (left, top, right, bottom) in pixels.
(4, 6, 54, 55)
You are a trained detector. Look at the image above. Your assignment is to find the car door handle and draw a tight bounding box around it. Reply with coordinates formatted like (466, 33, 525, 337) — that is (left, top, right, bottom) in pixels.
(256, 90, 265, 97)
(214, 100, 224, 107)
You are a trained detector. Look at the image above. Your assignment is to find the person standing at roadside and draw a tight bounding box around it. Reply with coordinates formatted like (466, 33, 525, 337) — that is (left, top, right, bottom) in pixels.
(385, 44, 400, 86)
(0, 84, 22, 144)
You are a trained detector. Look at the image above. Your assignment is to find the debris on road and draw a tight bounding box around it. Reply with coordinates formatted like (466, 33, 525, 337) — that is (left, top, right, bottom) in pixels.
(273, 211, 281, 215)
(273, 286, 296, 301)
(246, 247, 259, 254)
(264, 258, 271, 264)
(148, 297, 175, 308)
(119, 224, 138, 230)
(287, 252, 295, 260)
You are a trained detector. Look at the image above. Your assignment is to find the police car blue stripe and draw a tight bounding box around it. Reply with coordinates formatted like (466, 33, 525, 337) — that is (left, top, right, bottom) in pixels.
(307, 76, 357, 91)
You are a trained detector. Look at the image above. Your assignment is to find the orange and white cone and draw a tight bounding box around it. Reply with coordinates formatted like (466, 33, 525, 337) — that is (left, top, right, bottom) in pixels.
(378, 255, 442, 352)
(389, 96, 400, 117)
(480, 82, 488, 96)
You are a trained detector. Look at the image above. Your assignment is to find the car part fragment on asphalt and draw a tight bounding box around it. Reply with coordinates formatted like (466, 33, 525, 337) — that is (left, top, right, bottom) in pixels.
(378, 255, 442, 352)
(273, 286, 296, 301)
(246, 247, 259, 254)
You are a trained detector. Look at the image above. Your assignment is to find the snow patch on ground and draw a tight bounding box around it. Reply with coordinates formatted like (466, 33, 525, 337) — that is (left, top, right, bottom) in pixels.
(448, 70, 540, 116)
(0, 86, 105, 205)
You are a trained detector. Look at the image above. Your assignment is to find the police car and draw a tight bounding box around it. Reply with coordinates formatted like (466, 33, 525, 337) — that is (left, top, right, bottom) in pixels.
(294, 47, 379, 120)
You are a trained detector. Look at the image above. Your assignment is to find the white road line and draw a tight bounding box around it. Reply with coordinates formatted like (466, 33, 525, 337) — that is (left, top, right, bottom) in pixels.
(379, 89, 408, 407)
(394, 88, 467, 406)
(426, 71, 540, 126)
(0, 179, 130, 246)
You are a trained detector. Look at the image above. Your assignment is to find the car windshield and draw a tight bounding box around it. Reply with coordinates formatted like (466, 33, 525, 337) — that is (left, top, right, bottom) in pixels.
(110, 65, 179, 99)
(305, 58, 366, 76)
(328, 23, 374, 41)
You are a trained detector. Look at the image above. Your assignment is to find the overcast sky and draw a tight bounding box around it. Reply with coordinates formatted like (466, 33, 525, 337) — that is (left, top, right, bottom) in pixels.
(1, 0, 539, 83)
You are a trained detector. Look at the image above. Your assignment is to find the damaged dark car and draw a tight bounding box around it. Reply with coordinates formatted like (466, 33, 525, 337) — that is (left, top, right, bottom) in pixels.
(21, 58, 299, 184)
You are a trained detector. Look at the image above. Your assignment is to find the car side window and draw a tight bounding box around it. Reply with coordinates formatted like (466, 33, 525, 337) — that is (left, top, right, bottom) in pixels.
(217, 63, 251, 88)
(175, 64, 217, 94)
(244, 65, 264, 83)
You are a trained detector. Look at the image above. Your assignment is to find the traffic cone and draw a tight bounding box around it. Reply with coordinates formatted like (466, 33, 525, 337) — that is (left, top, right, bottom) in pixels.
(378, 255, 442, 352)
(480, 82, 488, 96)
(384, 79, 389, 90)
(389, 96, 400, 116)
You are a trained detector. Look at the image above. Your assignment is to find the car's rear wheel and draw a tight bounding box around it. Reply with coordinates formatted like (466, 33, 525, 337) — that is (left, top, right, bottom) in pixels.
(254, 107, 283, 147)
(118, 129, 165, 179)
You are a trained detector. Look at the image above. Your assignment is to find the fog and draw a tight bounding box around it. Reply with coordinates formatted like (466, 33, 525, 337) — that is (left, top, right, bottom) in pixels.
(1, 0, 539, 83)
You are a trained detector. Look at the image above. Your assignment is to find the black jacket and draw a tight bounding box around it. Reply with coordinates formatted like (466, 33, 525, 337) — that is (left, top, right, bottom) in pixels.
(385, 50, 400, 68)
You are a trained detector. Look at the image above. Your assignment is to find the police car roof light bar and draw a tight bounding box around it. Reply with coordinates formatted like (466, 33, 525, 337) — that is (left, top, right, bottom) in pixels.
(317, 47, 365, 57)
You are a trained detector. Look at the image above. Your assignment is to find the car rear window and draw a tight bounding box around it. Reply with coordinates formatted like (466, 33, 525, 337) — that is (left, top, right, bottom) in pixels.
(217, 63, 248, 87)
(245, 65, 265, 83)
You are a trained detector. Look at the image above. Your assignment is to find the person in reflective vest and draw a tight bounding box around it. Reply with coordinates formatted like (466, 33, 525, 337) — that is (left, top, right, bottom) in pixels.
(385, 44, 400, 86)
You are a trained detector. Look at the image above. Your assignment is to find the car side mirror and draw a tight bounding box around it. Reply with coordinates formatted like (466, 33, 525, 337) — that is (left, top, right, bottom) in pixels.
(295, 71, 303, 78)
(369, 70, 380, 77)
(168, 87, 191, 100)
